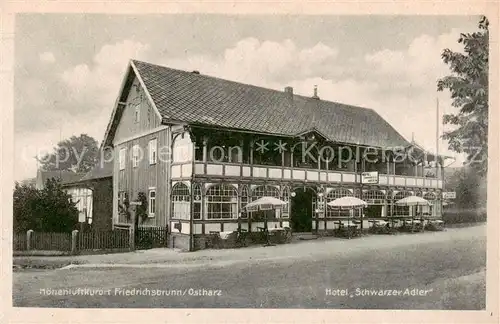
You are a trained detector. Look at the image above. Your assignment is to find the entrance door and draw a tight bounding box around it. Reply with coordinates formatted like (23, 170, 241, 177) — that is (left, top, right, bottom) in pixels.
(365, 205, 382, 218)
(290, 187, 315, 232)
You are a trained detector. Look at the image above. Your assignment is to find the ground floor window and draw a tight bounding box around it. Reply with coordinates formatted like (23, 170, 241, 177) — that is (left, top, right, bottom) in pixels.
(393, 191, 412, 216)
(148, 189, 156, 217)
(172, 183, 190, 220)
(422, 192, 437, 216)
(326, 188, 353, 218)
(251, 185, 281, 219)
(206, 184, 238, 219)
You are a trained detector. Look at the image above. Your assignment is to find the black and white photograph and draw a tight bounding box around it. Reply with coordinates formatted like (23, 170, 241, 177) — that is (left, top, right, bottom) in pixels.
(2, 3, 498, 322)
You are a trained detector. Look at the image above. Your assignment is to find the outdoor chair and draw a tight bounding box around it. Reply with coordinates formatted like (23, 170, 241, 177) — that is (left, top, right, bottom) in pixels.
(335, 222, 361, 239)
(207, 231, 221, 249)
(369, 220, 396, 235)
(235, 228, 250, 247)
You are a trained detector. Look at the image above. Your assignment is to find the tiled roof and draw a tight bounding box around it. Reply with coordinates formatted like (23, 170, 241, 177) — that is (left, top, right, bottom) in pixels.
(38, 170, 86, 185)
(132, 60, 410, 148)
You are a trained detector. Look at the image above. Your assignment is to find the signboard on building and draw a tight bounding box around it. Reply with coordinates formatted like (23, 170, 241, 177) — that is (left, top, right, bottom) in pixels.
(361, 171, 379, 184)
(443, 192, 456, 199)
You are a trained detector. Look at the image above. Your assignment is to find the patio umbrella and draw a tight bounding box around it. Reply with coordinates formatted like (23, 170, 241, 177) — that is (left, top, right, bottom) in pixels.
(327, 196, 368, 209)
(245, 196, 287, 246)
(395, 196, 430, 229)
(395, 196, 431, 206)
(245, 196, 287, 211)
(327, 197, 368, 230)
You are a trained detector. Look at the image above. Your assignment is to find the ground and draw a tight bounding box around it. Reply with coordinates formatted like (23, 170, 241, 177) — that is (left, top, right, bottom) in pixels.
(13, 224, 486, 309)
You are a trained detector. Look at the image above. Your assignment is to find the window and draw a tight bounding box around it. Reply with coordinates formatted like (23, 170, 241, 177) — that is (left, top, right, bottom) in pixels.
(363, 190, 386, 205)
(134, 105, 140, 123)
(326, 188, 353, 218)
(206, 184, 238, 219)
(172, 183, 190, 220)
(250, 185, 280, 219)
(149, 138, 157, 165)
(132, 145, 140, 168)
(193, 184, 202, 220)
(393, 191, 412, 216)
(119, 148, 126, 170)
(118, 191, 127, 205)
(148, 189, 156, 217)
(252, 185, 280, 199)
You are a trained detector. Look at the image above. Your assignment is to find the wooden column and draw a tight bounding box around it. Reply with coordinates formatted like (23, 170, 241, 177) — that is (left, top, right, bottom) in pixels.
(202, 136, 208, 175)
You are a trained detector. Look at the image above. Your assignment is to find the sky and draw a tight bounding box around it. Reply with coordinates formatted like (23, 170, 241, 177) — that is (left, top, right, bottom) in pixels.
(14, 14, 481, 181)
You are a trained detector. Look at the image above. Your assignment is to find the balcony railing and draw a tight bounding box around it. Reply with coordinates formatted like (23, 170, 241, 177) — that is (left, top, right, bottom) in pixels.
(170, 162, 443, 189)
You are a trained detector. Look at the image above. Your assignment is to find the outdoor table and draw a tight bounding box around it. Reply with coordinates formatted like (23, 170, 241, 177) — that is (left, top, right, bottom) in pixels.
(335, 220, 360, 239)
(268, 228, 287, 244)
(368, 220, 388, 226)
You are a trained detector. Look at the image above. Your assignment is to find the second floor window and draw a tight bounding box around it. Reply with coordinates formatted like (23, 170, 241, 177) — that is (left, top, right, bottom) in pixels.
(134, 105, 140, 123)
(119, 148, 126, 170)
(132, 145, 140, 168)
(149, 138, 157, 165)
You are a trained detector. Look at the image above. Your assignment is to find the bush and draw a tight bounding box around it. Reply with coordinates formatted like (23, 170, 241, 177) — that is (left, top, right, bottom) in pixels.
(13, 178, 78, 232)
(442, 209, 487, 224)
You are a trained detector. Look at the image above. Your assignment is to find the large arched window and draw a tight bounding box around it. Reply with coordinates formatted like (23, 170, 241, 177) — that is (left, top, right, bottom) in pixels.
(363, 190, 386, 204)
(326, 188, 352, 218)
(393, 191, 412, 216)
(172, 183, 190, 220)
(327, 188, 353, 199)
(252, 185, 280, 199)
(250, 185, 281, 219)
(206, 184, 238, 219)
(422, 191, 438, 216)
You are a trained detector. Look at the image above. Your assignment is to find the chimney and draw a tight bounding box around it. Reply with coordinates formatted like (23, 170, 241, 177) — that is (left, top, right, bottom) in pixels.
(191, 70, 200, 74)
(312, 85, 319, 99)
(284, 86, 293, 95)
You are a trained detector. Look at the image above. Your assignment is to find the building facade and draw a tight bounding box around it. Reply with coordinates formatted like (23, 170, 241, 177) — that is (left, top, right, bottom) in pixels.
(102, 60, 445, 251)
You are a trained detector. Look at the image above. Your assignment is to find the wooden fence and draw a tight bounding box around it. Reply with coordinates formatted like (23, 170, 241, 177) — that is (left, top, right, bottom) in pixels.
(135, 226, 169, 249)
(78, 230, 130, 251)
(31, 232, 72, 251)
(13, 227, 169, 255)
(13, 232, 27, 251)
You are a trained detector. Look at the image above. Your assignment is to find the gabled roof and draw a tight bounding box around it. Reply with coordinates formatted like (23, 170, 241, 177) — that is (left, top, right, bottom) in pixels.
(37, 170, 86, 188)
(103, 59, 411, 148)
(131, 60, 410, 148)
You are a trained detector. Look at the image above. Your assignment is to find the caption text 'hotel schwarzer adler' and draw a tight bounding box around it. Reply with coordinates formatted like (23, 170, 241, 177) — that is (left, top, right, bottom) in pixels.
(12, 14, 489, 313)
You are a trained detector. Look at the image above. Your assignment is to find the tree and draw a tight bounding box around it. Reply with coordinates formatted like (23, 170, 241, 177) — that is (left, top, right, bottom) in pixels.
(437, 16, 488, 176)
(39, 134, 99, 173)
(13, 178, 78, 232)
(444, 166, 486, 209)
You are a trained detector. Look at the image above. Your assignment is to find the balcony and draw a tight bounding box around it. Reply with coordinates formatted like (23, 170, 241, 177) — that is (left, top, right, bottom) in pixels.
(170, 162, 443, 189)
